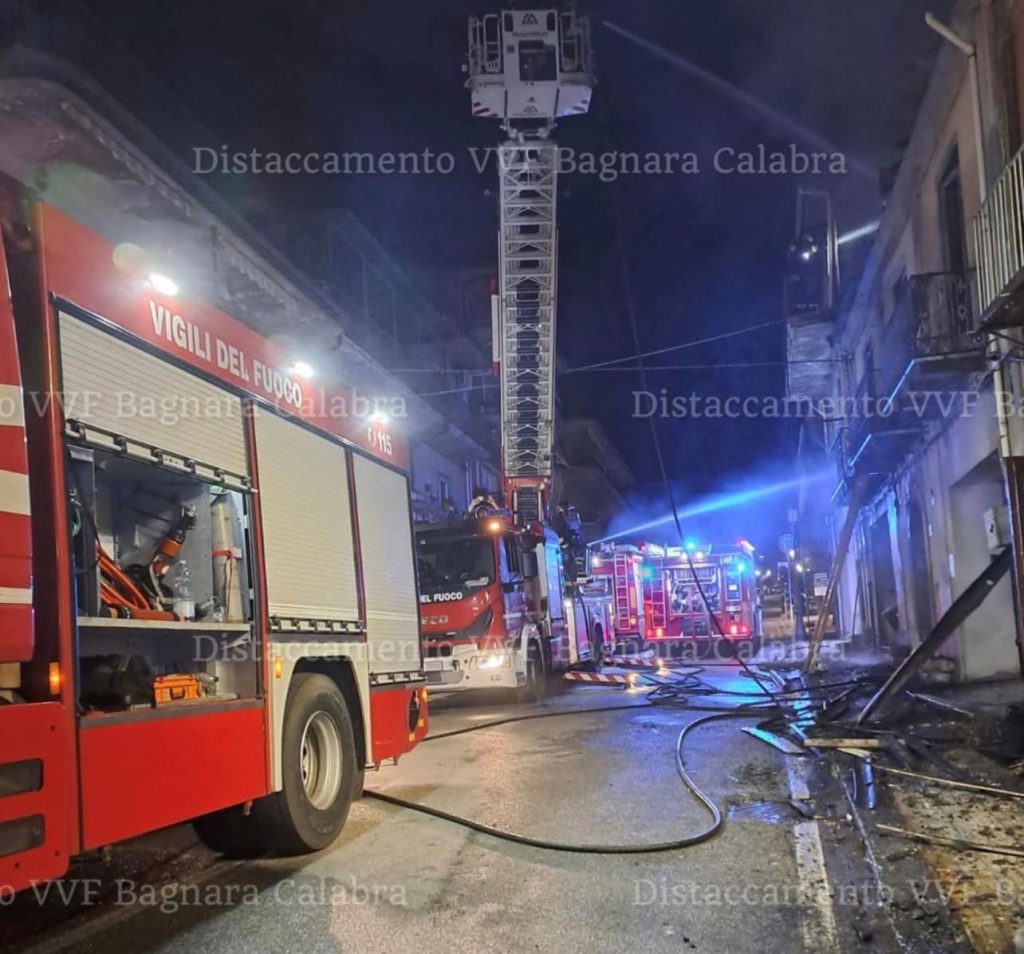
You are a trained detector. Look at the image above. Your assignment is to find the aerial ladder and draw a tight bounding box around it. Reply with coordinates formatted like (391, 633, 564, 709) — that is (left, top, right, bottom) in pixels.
(466, 6, 594, 526)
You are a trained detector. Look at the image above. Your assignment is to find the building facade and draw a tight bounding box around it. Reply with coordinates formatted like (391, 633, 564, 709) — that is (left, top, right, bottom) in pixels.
(263, 209, 501, 522)
(552, 418, 635, 542)
(788, 0, 1024, 681)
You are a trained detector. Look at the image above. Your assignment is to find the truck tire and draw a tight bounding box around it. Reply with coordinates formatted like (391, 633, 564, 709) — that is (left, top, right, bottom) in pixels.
(254, 673, 359, 854)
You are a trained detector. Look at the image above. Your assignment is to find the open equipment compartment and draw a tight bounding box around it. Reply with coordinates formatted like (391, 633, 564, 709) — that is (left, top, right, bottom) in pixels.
(58, 307, 260, 714)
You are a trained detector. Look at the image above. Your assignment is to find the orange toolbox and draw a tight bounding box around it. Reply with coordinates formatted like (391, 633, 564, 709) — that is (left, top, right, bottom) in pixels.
(153, 674, 201, 705)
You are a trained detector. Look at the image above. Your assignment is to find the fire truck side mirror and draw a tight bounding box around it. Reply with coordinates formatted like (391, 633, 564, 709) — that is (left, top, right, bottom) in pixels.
(521, 550, 539, 579)
(501, 581, 516, 594)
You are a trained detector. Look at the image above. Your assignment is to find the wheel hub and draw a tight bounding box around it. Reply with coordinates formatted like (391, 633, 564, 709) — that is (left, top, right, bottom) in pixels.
(299, 710, 343, 810)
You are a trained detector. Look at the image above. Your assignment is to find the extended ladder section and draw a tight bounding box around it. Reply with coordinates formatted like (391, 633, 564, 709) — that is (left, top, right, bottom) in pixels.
(498, 137, 558, 494)
(466, 7, 594, 525)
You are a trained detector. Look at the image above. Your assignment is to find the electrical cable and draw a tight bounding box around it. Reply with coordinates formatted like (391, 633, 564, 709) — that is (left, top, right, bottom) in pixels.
(562, 319, 784, 373)
(366, 701, 777, 854)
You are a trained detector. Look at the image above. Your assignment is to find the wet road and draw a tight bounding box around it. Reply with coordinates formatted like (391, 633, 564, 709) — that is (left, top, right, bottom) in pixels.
(6, 668, 926, 953)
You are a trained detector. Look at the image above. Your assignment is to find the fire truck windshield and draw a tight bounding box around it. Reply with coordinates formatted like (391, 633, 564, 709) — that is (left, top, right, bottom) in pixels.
(416, 534, 496, 591)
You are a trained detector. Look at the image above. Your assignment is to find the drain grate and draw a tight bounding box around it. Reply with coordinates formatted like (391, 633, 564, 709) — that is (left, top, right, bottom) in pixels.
(727, 801, 793, 823)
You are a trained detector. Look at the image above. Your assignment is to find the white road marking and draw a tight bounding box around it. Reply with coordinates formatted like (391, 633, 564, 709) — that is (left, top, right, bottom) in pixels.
(786, 755, 839, 951)
(794, 820, 840, 952)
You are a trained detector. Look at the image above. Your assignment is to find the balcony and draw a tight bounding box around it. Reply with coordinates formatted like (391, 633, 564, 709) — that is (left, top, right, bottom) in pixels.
(839, 272, 984, 488)
(973, 144, 1024, 326)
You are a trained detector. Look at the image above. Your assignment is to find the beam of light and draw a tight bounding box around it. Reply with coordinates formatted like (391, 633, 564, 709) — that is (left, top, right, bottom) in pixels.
(594, 470, 833, 544)
(838, 220, 880, 245)
(601, 21, 874, 180)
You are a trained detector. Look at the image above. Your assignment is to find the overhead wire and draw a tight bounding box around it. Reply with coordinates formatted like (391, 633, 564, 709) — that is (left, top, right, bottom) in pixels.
(562, 318, 784, 373)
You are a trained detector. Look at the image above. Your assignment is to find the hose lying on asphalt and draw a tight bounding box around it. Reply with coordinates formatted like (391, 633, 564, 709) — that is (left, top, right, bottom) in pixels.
(364, 697, 779, 854)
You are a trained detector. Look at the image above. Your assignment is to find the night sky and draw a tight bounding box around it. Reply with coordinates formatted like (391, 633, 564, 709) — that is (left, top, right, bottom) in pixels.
(11, 0, 954, 544)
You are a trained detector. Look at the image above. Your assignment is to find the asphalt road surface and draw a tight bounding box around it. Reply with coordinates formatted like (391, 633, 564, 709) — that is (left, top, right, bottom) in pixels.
(4, 667, 960, 954)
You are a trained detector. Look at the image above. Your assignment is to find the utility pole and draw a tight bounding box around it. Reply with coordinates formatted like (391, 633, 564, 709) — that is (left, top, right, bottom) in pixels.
(788, 506, 806, 639)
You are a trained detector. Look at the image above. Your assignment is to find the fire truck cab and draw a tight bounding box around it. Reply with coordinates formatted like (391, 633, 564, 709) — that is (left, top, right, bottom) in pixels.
(416, 515, 597, 697)
(642, 542, 762, 654)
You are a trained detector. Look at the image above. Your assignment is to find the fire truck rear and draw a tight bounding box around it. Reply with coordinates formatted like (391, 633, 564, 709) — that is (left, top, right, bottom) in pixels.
(642, 542, 762, 654)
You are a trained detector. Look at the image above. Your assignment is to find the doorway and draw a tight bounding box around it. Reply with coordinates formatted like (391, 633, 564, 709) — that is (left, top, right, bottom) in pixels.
(868, 512, 900, 648)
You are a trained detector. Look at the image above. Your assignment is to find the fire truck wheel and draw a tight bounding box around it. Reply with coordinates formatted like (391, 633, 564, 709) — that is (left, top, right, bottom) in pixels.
(255, 673, 359, 854)
(514, 639, 546, 705)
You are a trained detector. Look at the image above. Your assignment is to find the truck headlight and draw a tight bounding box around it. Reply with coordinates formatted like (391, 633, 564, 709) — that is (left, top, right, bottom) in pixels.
(475, 652, 511, 670)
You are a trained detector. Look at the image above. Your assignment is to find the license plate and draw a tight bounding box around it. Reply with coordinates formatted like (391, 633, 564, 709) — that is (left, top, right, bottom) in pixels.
(424, 659, 444, 671)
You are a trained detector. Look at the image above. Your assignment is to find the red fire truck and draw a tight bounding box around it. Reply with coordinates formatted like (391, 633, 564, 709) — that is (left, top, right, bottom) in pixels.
(0, 199, 428, 895)
(419, 6, 602, 696)
(416, 514, 600, 697)
(587, 544, 649, 651)
(641, 542, 761, 653)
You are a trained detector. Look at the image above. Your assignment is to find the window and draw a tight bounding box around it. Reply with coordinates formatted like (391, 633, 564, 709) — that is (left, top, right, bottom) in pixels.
(503, 537, 522, 578)
(417, 534, 496, 590)
(519, 40, 558, 81)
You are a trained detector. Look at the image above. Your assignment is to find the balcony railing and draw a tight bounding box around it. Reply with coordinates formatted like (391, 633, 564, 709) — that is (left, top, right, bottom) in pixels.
(973, 144, 1024, 323)
(872, 272, 981, 402)
(839, 272, 981, 483)
(912, 271, 977, 355)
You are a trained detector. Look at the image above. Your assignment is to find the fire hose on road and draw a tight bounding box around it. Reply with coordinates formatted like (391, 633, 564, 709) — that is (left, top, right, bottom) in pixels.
(364, 666, 867, 855)
(366, 700, 776, 854)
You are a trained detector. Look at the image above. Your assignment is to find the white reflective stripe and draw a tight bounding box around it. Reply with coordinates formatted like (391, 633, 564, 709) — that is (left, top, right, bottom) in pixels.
(793, 821, 839, 951)
(0, 587, 32, 605)
(0, 469, 30, 516)
(0, 384, 25, 427)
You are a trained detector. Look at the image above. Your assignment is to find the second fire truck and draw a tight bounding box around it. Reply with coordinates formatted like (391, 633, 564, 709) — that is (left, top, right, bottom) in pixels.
(588, 541, 762, 655)
(417, 512, 601, 696)
(642, 542, 762, 654)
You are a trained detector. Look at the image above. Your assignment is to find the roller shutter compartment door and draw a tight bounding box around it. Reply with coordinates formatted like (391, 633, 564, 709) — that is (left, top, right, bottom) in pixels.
(352, 455, 421, 675)
(253, 409, 359, 628)
(58, 312, 249, 486)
